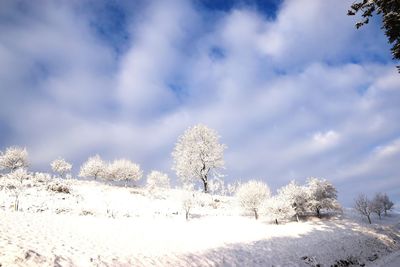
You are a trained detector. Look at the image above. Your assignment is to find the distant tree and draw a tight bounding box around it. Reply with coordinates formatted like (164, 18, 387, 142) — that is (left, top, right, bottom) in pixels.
(347, 0, 400, 72)
(226, 181, 241, 196)
(79, 155, 107, 180)
(172, 124, 226, 193)
(146, 170, 170, 191)
(381, 193, 394, 215)
(107, 159, 142, 186)
(265, 194, 296, 224)
(306, 178, 341, 218)
(51, 158, 72, 178)
(354, 193, 372, 224)
(0, 146, 29, 173)
(370, 193, 385, 219)
(208, 176, 226, 195)
(278, 181, 308, 222)
(236, 180, 271, 220)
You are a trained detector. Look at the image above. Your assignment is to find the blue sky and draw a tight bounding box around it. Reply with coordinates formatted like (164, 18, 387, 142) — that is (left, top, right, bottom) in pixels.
(1, 0, 399, 206)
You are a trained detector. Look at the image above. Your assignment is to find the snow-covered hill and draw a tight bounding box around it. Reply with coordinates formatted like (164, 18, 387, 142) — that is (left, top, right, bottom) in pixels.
(1, 178, 399, 266)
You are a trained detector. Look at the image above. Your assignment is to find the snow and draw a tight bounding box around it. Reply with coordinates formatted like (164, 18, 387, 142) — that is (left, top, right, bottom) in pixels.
(1, 178, 399, 266)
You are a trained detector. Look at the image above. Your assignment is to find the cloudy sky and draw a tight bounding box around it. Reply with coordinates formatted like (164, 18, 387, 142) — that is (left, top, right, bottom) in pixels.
(1, 0, 399, 205)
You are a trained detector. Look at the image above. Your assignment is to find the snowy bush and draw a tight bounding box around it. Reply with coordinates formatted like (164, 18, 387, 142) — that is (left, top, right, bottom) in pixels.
(278, 181, 308, 222)
(107, 159, 142, 186)
(236, 180, 271, 220)
(146, 170, 170, 191)
(354, 193, 372, 224)
(0, 146, 29, 173)
(79, 155, 107, 180)
(265, 194, 296, 224)
(306, 177, 340, 217)
(172, 124, 226, 193)
(47, 181, 71, 194)
(51, 158, 72, 178)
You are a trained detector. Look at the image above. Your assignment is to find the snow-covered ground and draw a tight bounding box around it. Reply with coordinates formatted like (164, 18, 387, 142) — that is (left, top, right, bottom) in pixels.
(1, 178, 399, 266)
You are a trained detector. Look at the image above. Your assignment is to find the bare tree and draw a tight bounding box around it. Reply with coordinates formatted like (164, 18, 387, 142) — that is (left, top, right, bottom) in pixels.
(382, 193, 394, 215)
(370, 193, 385, 219)
(354, 193, 372, 224)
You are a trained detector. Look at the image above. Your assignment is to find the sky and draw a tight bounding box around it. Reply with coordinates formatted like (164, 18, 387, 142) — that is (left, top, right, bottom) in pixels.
(0, 0, 399, 206)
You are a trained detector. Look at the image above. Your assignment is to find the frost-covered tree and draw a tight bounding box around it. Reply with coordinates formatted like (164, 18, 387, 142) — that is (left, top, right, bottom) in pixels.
(107, 159, 142, 186)
(6, 168, 32, 211)
(172, 124, 226, 193)
(265, 194, 296, 224)
(182, 191, 195, 220)
(278, 181, 308, 222)
(354, 193, 372, 224)
(51, 158, 72, 178)
(381, 193, 394, 215)
(79, 155, 107, 180)
(370, 193, 385, 219)
(236, 180, 271, 220)
(146, 170, 170, 191)
(0, 146, 29, 173)
(306, 178, 340, 218)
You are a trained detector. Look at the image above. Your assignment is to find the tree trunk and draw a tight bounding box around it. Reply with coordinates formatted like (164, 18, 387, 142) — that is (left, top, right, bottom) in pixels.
(316, 208, 320, 218)
(296, 214, 299, 222)
(254, 209, 258, 220)
(367, 215, 371, 224)
(384, 209, 387, 216)
(378, 212, 381, 220)
(275, 218, 279, 225)
(14, 196, 19, 211)
(202, 178, 208, 193)
(185, 210, 189, 220)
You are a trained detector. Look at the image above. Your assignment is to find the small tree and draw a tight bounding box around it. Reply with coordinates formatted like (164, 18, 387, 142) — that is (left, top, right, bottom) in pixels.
(6, 168, 31, 211)
(79, 155, 107, 180)
(382, 193, 394, 215)
(107, 159, 142, 186)
(306, 177, 340, 218)
(236, 180, 271, 220)
(265, 194, 296, 224)
(51, 158, 72, 178)
(172, 124, 226, 193)
(354, 193, 372, 224)
(278, 181, 308, 222)
(182, 191, 195, 221)
(0, 146, 29, 173)
(146, 170, 170, 191)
